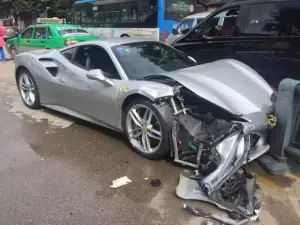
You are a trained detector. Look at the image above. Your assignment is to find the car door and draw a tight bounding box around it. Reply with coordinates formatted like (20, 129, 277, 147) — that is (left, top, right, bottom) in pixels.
(56, 45, 122, 128)
(30, 26, 48, 50)
(172, 5, 247, 64)
(16, 27, 34, 53)
(234, 1, 300, 88)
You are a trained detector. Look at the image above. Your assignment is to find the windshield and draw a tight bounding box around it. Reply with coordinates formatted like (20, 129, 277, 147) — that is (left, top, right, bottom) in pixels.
(57, 28, 89, 36)
(0, 20, 13, 26)
(112, 42, 196, 80)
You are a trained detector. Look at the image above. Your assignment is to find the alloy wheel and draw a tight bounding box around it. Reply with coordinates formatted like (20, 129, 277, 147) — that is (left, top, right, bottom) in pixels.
(126, 104, 163, 154)
(19, 73, 36, 106)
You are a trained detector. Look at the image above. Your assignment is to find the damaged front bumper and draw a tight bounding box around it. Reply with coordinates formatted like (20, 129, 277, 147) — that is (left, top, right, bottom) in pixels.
(166, 91, 273, 221)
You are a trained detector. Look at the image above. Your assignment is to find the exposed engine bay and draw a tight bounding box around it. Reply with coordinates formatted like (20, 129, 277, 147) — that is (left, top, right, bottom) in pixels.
(158, 84, 272, 223)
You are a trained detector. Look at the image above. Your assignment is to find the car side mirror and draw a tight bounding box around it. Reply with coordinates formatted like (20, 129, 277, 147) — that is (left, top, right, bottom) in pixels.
(86, 69, 114, 86)
(172, 28, 178, 35)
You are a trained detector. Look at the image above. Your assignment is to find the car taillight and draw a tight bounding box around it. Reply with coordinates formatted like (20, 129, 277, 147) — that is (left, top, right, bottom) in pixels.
(64, 40, 78, 46)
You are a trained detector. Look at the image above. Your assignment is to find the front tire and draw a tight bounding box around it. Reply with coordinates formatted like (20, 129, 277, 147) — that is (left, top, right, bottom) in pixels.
(17, 69, 41, 109)
(123, 99, 171, 160)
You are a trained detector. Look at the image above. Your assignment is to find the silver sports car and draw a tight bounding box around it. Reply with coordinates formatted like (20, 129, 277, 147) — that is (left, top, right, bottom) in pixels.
(15, 38, 275, 219)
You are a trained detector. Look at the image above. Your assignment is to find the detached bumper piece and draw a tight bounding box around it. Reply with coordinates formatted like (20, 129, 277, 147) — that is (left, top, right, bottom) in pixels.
(176, 170, 261, 224)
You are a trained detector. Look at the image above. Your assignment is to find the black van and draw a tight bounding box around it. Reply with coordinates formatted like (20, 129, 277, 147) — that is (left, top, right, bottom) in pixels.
(172, 0, 300, 88)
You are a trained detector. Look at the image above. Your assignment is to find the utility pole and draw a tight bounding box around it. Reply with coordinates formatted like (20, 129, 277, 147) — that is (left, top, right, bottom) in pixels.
(45, 7, 50, 18)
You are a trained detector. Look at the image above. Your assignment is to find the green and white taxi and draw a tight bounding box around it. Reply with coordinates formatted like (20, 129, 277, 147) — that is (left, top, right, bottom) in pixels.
(6, 18, 101, 60)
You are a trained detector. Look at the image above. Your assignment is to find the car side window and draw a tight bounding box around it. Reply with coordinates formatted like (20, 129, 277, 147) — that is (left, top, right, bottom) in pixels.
(21, 28, 34, 39)
(203, 7, 241, 37)
(244, 2, 300, 36)
(61, 47, 77, 61)
(33, 27, 47, 39)
(73, 45, 121, 80)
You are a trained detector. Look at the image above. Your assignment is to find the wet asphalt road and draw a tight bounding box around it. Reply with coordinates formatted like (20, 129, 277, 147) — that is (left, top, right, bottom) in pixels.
(1, 60, 300, 225)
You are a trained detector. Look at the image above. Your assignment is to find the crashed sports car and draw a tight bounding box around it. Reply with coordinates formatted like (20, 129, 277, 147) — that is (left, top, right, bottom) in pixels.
(15, 39, 275, 220)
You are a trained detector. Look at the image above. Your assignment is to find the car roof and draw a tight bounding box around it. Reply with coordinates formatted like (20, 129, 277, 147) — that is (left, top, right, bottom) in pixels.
(68, 38, 159, 48)
(225, 0, 297, 7)
(29, 23, 79, 28)
(185, 12, 211, 19)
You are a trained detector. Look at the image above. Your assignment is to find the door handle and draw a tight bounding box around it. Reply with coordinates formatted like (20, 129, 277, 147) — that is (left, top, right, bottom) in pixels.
(40, 40, 45, 43)
(26, 40, 30, 43)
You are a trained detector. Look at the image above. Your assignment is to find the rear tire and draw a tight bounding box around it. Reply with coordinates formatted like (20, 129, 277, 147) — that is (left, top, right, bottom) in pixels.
(123, 99, 171, 160)
(17, 69, 41, 109)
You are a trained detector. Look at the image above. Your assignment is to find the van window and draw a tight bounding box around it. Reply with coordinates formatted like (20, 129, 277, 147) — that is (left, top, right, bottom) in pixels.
(176, 18, 194, 34)
(244, 2, 300, 36)
(204, 7, 240, 37)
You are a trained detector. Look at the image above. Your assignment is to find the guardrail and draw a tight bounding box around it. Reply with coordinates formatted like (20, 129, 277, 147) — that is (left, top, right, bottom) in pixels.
(258, 78, 300, 175)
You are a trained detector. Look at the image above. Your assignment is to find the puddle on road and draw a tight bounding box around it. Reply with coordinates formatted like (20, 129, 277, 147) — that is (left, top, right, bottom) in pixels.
(249, 162, 300, 192)
(264, 196, 300, 225)
(8, 96, 74, 129)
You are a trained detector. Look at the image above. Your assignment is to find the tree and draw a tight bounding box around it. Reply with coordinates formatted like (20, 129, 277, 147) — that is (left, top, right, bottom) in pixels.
(0, 0, 69, 25)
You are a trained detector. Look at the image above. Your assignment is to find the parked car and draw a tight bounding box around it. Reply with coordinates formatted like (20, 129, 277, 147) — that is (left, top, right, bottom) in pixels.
(6, 18, 100, 60)
(14, 38, 273, 165)
(165, 12, 211, 45)
(0, 18, 19, 40)
(172, 0, 300, 88)
(15, 38, 270, 220)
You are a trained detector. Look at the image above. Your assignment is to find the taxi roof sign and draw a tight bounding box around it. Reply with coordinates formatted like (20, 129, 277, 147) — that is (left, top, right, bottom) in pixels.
(37, 17, 60, 24)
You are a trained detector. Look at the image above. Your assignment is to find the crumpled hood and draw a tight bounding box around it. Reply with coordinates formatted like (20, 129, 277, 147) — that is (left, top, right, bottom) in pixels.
(163, 59, 273, 115)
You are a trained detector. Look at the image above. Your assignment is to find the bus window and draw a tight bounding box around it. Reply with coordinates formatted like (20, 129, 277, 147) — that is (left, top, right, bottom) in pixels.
(106, 4, 120, 24)
(73, 0, 202, 40)
(81, 6, 93, 25)
(121, 2, 138, 22)
(166, 0, 194, 20)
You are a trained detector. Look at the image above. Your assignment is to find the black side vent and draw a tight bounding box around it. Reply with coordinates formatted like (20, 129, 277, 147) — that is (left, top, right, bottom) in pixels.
(38, 58, 58, 77)
(47, 67, 58, 77)
(39, 58, 54, 62)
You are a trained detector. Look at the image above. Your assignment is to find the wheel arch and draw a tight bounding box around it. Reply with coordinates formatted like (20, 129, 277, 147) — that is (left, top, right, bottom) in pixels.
(120, 34, 130, 37)
(121, 93, 153, 114)
(15, 65, 29, 83)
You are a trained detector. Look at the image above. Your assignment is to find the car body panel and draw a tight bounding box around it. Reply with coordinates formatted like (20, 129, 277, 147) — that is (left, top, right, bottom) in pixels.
(165, 12, 211, 45)
(15, 39, 272, 130)
(162, 59, 273, 115)
(172, 0, 300, 88)
(0, 18, 18, 39)
(6, 23, 100, 54)
(15, 42, 175, 131)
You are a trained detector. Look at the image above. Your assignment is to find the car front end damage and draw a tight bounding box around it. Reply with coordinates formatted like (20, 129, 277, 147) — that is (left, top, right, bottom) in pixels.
(155, 83, 276, 222)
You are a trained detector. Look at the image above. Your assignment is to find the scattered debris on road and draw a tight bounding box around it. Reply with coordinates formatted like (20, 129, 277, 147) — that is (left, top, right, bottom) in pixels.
(183, 204, 249, 225)
(177, 169, 261, 225)
(150, 179, 161, 187)
(110, 176, 132, 188)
